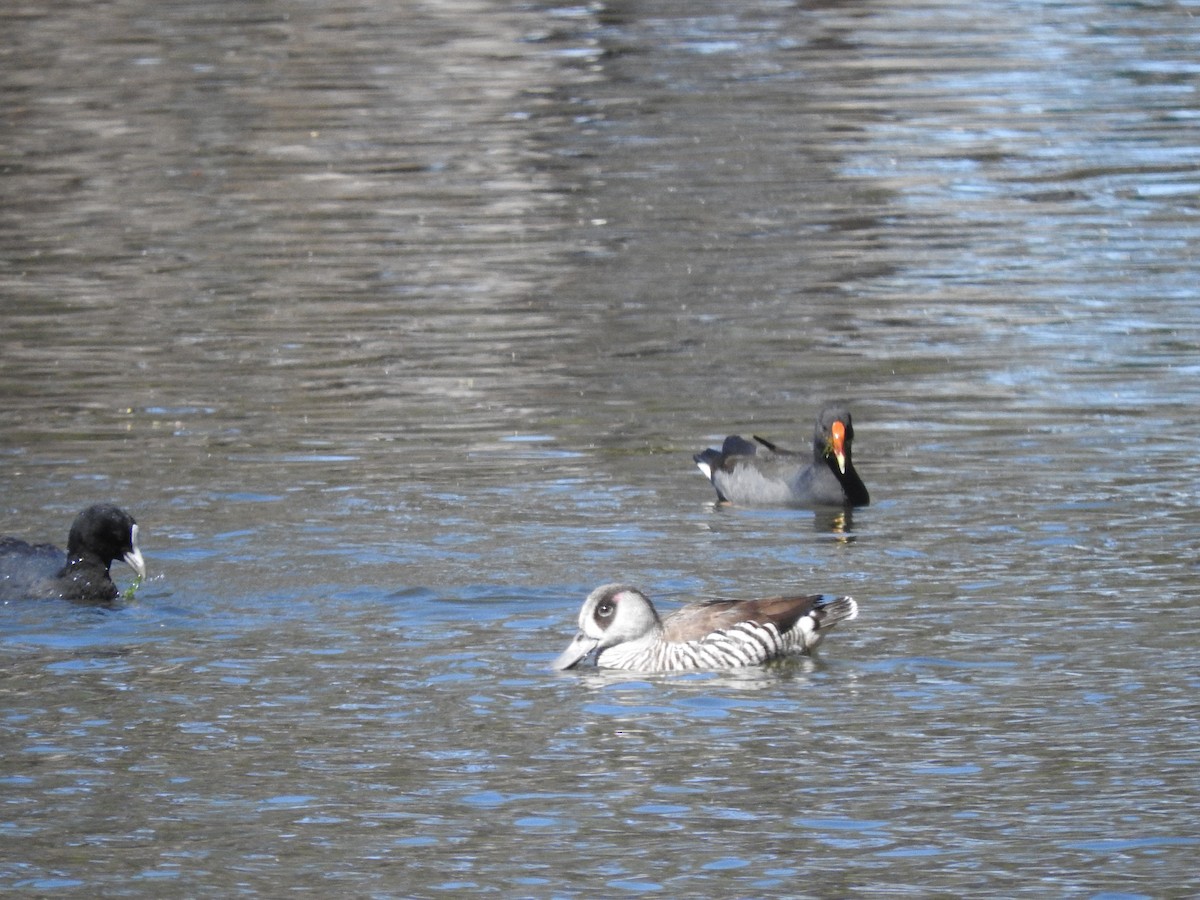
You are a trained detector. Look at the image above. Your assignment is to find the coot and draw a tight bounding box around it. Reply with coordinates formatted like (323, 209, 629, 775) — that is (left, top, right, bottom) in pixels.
(0, 504, 145, 603)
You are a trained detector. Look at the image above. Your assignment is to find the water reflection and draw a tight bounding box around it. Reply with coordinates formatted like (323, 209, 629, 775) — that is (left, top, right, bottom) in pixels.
(564, 654, 825, 694)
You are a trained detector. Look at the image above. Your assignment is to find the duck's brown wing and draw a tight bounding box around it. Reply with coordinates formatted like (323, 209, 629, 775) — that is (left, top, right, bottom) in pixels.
(660, 594, 824, 643)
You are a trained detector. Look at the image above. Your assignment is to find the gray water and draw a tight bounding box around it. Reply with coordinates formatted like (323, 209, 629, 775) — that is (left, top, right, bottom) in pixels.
(2, 0, 1198, 895)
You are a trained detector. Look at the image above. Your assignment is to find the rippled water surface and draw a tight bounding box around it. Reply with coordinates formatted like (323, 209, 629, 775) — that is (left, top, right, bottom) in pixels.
(3, 0, 1198, 895)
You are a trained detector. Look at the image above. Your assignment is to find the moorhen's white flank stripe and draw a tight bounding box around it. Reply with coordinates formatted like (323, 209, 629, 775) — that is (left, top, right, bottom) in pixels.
(553, 584, 858, 673)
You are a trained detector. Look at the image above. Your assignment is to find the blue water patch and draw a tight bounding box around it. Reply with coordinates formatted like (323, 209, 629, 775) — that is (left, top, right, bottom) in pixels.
(680, 40, 742, 55)
(606, 878, 663, 892)
(263, 795, 317, 807)
(14, 878, 85, 891)
(1063, 836, 1198, 852)
(701, 857, 749, 871)
(134, 868, 181, 880)
(911, 763, 983, 776)
(633, 803, 690, 816)
(514, 816, 558, 828)
(395, 835, 438, 847)
(143, 405, 215, 417)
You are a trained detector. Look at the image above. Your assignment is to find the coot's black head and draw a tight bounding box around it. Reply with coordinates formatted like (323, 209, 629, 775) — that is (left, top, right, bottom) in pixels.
(67, 504, 145, 577)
